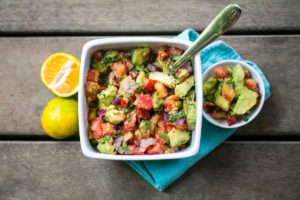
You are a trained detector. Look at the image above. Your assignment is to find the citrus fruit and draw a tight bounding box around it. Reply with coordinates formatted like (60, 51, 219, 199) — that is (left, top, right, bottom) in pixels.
(40, 52, 80, 97)
(41, 97, 78, 139)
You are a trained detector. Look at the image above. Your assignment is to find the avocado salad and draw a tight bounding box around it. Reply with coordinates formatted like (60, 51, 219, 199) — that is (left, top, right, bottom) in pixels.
(203, 64, 261, 126)
(85, 46, 196, 155)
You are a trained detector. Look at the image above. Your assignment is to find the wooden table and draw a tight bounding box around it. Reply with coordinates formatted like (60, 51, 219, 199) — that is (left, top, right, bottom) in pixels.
(1, 1, 299, 199)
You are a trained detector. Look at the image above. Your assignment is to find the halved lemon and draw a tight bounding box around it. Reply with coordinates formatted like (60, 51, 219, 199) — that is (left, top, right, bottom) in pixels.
(41, 52, 80, 97)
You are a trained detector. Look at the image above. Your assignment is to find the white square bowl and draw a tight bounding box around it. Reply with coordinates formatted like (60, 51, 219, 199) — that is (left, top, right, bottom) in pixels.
(79, 37, 202, 160)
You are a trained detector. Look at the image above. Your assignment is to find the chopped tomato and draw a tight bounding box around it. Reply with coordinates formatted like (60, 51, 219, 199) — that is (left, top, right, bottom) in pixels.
(222, 83, 235, 102)
(164, 95, 177, 112)
(157, 120, 167, 129)
(134, 94, 153, 110)
(154, 82, 168, 98)
(214, 66, 228, 79)
(145, 144, 163, 155)
(244, 79, 257, 90)
(91, 118, 104, 139)
(123, 112, 137, 132)
(155, 126, 167, 135)
(136, 108, 150, 119)
(157, 137, 166, 145)
(166, 123, 175, 131)
(158, 46, 169, 61)
(100, 123, 115, 135)
(111, 62, 126, 79)
(158, 50, 168, 61)
(155, 131, 168, 145)
(143, 79, 157, 93)
(86, 69, 99, 82)
(121, 98, 129, 108)
(227, 117, 240, 126)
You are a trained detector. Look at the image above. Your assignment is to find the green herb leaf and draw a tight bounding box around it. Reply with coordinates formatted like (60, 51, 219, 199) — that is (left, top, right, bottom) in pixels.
(133, 64, 144, 71)
(159, 133, 170, 144)
(169, 112, 187, 122)
(241, 115, 249, 121)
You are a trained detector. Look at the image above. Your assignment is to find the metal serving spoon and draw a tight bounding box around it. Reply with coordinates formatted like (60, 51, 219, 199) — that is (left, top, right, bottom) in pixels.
(168, 4, 242, 74)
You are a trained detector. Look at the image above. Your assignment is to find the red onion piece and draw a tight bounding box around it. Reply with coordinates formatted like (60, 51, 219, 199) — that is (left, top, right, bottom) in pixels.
(147, 64, 162, 72)
(174, 117, 188, 130)
(180, 62, 193, 74)
(114, 136, 124, 154)
(112, 96, 121, 105)
(97, 109, 106, 117)
(114, 136, 123, 148)
(139, 138, 157, 152)
(163, 112, 169, 121)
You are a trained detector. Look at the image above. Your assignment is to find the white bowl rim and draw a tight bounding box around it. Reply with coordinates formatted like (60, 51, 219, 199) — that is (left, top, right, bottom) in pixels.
(202, 59, 265, 129)
(78, 36, 203, 160)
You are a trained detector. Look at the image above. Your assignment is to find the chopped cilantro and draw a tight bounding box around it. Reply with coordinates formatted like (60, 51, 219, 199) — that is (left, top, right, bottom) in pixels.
(159, 133, 170, 144)
(169, 112, 187, 122)
(133, 64, 144, 71)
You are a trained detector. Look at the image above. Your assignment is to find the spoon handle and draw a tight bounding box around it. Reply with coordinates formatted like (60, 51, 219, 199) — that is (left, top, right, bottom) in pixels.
(169, 4, 241, 73)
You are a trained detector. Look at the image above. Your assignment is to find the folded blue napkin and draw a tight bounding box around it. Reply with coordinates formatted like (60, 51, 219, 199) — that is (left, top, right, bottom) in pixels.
(127, 29, 271, 191)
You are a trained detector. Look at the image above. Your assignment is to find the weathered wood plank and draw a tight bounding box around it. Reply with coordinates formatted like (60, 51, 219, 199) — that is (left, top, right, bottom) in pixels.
(0, 36, 299, 136)
(0, 0, 299, 33)
(0, 141, 299, 199)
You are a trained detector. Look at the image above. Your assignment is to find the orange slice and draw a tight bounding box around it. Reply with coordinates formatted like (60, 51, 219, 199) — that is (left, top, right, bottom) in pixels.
(41, 52, 80, 97)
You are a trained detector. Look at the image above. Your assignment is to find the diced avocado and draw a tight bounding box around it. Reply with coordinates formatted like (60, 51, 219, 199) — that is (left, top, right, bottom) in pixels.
(97, 85, 118, 109)
(215, 95, 230, 112)
(168, 128, 190, 148)
(152, 92, 163, 111)
(131, 47, 151, 65)
(232, 89, 258, 115)
(97, 136, 116, 154)
(149, 72, 178, 88)
(183, 99, 196, 130)
(105, 105, 126, 124)
(203, 77, 218, 95)
(172, 101, 182, 113)
(136, 70, 147, 86)
(232, 64, 245, 95)
(139, 120, 155, 135)
(187, 89, 195, 100)
(158, 59, 171, 73)
(175, 75, 195, 98)
(176, 68, 189, 80)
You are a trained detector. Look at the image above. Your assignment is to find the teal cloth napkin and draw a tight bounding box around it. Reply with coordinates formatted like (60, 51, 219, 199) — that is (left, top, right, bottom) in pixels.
(127, 29, 271, 191)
